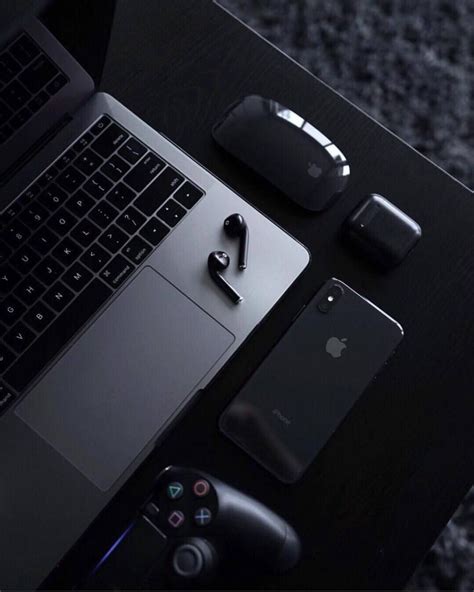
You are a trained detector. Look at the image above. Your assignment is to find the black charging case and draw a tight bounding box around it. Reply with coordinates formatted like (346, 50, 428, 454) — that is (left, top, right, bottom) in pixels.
(343, 194, 422, 268)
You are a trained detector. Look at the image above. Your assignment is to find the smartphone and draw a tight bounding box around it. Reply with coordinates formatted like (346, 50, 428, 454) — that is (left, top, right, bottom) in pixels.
(220, 278, 404, 483)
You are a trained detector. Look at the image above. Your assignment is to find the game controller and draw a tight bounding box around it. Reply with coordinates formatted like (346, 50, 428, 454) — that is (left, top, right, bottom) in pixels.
(83, 466, 301, 589)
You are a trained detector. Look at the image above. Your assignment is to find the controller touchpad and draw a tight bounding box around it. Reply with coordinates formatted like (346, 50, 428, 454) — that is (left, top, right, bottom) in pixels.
(16, 267, 234, 491)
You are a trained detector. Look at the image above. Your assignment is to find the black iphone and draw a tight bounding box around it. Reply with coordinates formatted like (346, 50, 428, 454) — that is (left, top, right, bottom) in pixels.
(220, 278, 404, 483)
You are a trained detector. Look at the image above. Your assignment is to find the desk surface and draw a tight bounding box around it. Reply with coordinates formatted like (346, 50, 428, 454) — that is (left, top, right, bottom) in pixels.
(44, 0, 474, 589)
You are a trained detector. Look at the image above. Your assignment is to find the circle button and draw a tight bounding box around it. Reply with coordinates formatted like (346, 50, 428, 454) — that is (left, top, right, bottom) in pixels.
(194, 507, 212, 526)
(193, 479, 210, 497)
(167, 481, 184, 500)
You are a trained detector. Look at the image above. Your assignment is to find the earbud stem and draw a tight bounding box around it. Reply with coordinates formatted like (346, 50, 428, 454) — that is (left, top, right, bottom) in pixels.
(210, 270, 243, 304)
(239, 227, 249, 270)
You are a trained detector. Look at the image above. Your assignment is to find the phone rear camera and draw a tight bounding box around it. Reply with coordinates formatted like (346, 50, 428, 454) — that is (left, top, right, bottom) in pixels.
(317, 283, 344, 313)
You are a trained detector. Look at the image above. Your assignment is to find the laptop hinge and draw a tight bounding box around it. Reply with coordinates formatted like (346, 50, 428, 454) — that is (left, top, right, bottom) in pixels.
(0, 114, 72, 189)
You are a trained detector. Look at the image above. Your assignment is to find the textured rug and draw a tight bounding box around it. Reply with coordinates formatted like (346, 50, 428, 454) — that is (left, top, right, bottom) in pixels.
(218, 1, 474, 589)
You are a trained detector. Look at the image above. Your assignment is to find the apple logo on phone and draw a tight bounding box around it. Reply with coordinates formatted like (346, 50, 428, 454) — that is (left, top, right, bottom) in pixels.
(307, 161, 322, 178)
(325, 337, 348, 358)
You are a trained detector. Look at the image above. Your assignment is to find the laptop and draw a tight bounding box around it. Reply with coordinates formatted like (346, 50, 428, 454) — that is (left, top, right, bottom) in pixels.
(0, 0, 309, 588)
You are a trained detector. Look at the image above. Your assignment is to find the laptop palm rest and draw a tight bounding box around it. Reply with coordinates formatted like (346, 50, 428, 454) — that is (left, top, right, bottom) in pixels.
(16, 266, 234, 491)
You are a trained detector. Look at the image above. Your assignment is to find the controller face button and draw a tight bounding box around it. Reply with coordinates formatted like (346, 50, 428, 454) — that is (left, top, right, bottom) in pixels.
(168, 510, 185, 528)
(193, 479, 210, 497)
(194, 507, 212, 526)
(167, 482, 184, 500)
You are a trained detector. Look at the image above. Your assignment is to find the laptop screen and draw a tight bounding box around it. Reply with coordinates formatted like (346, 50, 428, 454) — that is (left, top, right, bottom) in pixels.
(0, 0, 116, 192)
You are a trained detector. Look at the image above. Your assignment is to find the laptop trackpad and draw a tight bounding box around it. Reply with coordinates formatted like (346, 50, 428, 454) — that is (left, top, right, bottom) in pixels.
(16, 267, 234, 491)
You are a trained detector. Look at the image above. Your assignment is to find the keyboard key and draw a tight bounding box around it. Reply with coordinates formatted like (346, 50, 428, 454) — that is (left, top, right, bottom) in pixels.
(157, 198, 186, 227)
(0, 345, 15, 374)
(101, 154, 130, 182)
(0, 79, 30, 110)
(83, 172, 112, 200)
(100, 254, 135, 289)
(24, 301, 54, 333)
(134, 167, 184, 216)
(0, 383, 16, 416)
(19, 55, 58, 94)
(116, 207, 146, 235)
(0, 53, 21, 84)
(0, 101, 12, 126)
(48, 208, 78, 235)
(30, 226, 59, 255)
(71, 218, 100, 247)
(0, 266, 21, 294)
(75, 149, 104, 175)
(55, 149, 75, 170)
(39, 183, 68, 211)
(4, 220, 31, 248)
(1, 201, 21, 223)
(66, 190, 94, 217)
(34, 256, 64, 286)
(99, 225, 128, 253)
(37, 166, 58, 188)
(140, 217, 169, 246)
(118, 137, 147, 165)
(28, 90, 49, 113)
(0, 296, 26, 325)
(10, 107, 31, 130)
(0, 242, 12, 266)
(10, 245, 40, 274)
(0, 123, 14, 143)
(46, 73, 67, 95)
(19, 183, 41, 205)
(124, 153, 165, 192)
(5, 279, 112, 393)
(81, 244, 111, 273)
(52, 237, 81, 266)
(10, 35, 40, 67)
(91, 123, 128, 158)
(62, 262, 92, 292)
(57, 166, 86, 194)
(4, 322, 35, 353)
(15, 276, 45, 306)
(20, 202, 49, 230)
(122, 236, 152, 265)
(44, 281, 74, 312)
(90, 115, 111, 136)
(72, 132, 94, 153)
(106, 182, 135, 210)
(89, 201, 118, 229)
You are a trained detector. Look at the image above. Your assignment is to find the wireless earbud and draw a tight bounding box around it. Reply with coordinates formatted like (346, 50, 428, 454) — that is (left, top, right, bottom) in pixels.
(224, 213, 249, 270)
(208, 251, 243, 305)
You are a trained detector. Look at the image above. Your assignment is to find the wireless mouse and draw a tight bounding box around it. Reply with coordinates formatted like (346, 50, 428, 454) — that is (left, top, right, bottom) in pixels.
(212, 95, 350, 212)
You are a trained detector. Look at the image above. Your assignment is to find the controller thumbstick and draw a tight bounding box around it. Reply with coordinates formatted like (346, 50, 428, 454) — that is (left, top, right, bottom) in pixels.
(171, 538, 217, 583)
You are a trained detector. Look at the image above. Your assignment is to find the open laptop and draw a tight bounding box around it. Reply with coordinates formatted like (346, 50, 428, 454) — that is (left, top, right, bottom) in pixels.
(0, 1, 310, 588)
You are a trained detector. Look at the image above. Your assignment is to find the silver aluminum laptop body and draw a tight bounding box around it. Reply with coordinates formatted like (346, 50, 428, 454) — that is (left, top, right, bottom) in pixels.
(0, 15, 309, 589)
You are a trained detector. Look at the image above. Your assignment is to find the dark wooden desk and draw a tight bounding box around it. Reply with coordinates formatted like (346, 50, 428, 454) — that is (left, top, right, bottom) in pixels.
(43, 0, 474, 589)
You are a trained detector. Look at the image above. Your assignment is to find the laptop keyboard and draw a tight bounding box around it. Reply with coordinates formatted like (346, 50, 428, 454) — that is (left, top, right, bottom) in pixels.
(0, 115, 204, 407)
(0, 32, 68, 145)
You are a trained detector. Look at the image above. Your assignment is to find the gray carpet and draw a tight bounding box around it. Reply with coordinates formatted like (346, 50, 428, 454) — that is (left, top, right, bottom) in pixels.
(218, 0, 474, 589)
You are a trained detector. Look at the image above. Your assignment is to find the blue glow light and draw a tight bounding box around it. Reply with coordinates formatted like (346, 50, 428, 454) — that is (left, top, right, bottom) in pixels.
(91, 521, 135, 575)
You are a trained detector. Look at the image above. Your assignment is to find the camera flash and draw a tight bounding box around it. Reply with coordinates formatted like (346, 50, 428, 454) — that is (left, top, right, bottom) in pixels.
(328, 296, 334, 302)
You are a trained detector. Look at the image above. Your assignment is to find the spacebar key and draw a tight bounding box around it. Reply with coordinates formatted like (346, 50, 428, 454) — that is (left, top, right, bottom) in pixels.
(5, 279, 112, 393)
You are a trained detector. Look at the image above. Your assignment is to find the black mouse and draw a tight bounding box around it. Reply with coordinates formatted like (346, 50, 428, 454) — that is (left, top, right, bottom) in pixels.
(212, 95, 350, 212)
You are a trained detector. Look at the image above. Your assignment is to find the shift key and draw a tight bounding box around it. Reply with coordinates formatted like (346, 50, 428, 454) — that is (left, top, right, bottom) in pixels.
(124, 153, 166, 192)
(4, 279, 112, 393)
